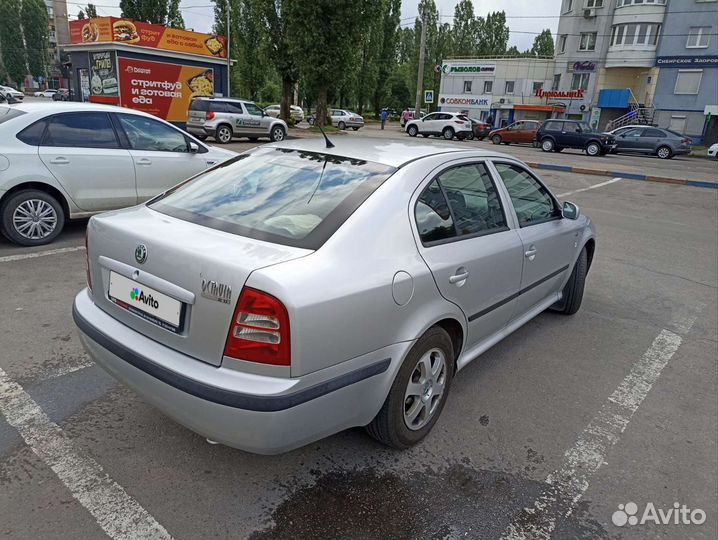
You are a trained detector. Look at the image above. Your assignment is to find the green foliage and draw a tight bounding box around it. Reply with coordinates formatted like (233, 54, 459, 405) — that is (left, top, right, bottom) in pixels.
(77, 10, 86, 19)
(119, 0, 170, 24)
(0, 0, 27, 85)
(531, 29, 554, 57)
(260, 79, 280, 103)
(22, 0, 50, 78)
(166, 0, 185, 29)
(477, 11, 509, 56)
(451, 0, 476, 56)
(86, 3, 98, 18)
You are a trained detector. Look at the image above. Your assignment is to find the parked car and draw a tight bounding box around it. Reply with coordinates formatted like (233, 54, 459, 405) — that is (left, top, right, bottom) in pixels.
(330, 109, 364, 130)
(611, 126, 691, 159)
(405, 112, 473, 140)
(535, 120, 616, 156)
(187, 97, 288, 143)
(264, 104, 305, 123)
(0, 102, 235, 246)
(0, 85, 23, 100)
(489, 120, 541, 146)
(708, 143, 718, 160)
(467, 118, 492, 141)
(400, 108, 427, 127)
(35, 89, 58, 98)
(73, 137, 595, 454)
(52, 88, 73, 101)
(606, 124, 653, 137)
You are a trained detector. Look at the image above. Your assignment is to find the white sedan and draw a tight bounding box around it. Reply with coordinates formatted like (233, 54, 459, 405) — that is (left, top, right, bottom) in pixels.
(0, 102, 236, 245)
(405, 112, 473, 140)
(708, 143, 718, 160)
(34, 89, 58, 98)
(0, 85, 24, 100)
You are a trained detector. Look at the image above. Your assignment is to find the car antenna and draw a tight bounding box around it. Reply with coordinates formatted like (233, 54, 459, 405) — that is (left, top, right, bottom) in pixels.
(315, 115, 335, 148)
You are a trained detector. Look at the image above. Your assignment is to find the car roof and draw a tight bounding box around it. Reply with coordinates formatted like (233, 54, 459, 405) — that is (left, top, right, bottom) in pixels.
(193, 97, 253, 104)
(4, 102, 169, 120)
(265, 137, 518, 168)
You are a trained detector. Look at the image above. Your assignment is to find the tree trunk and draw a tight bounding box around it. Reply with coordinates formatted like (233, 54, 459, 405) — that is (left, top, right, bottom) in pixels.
(280, 76, 293, 122)
(316, 87, 328, 126)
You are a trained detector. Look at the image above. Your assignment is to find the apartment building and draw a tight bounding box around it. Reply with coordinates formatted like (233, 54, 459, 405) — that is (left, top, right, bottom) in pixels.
(45, 0, 70, 88)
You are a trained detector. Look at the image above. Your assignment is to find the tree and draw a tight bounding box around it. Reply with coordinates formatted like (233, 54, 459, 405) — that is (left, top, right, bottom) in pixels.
(353, 0, 384, 114)
(77, 10, 86, 19)
(119, 0, 169, 24)
(531, 29, 554, 57)
(0, 0, 27, 85)
(86, 3, 98, 18)
(451, 0, 476, 57)
(287, 0, 367, 126)
(477, 11, 509, 56)
(371, 0, 401, 115)
(22, 0, 50, 79)
(166, 0, 184, 28)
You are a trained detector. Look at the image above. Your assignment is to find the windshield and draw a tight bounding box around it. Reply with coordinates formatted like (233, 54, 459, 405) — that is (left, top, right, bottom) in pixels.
(150, 147, 396, 249)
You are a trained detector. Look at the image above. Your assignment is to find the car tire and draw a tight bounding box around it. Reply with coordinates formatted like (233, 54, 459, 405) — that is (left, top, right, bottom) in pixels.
(465, 133, 474, 141)
(492, 135, 502, 145)
(269, 125, 286, 142)
(366, 326, 455, 449)
(586, 142, 601, 156)
(215, 124, 233, 144)
(541, 138, 555, 152)
(407, 125, 418, 137)
(554, 147, 563, 153)
(552, 247, 588, 316)
(0, 189, 65, 246)
(478, 137, 485, 141)
(442, 127, 454, 140)
(656, 145, 672, 159)
(338, 121, 346, 130)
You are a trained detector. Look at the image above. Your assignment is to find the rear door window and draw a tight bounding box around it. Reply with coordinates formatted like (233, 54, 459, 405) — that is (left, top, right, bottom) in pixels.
(415, 180, 456, 244)
(209, 101, 229, 113)
(543, 121, 563, 132)
(150, 147, 396, 249)
(644, 128, 665, 138)
(42, 112, 120, 149)
(225, 102, 244, 114)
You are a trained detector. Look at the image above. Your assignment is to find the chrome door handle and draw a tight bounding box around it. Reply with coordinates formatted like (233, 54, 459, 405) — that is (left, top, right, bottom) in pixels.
(137, 158, 152, 166)
(49, 157, 69, 165)
(449, 271, 469, 284)
(525, 247, 538, 258)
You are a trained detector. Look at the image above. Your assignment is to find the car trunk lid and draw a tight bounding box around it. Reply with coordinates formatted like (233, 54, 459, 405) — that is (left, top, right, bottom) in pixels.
(88, 205, 311, 366)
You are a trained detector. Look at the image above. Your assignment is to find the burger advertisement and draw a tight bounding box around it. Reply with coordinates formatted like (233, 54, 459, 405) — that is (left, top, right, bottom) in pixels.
(118, 58, 215, 123)
(70, 17, 227, 59)
(89, 51, 119, 102)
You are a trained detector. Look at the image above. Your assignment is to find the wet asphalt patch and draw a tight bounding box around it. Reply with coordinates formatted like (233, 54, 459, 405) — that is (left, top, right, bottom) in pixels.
(249, 463, 609, 540)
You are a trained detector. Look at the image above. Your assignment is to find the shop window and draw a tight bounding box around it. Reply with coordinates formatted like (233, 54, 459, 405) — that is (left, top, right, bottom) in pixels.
(483, 80, 493, 94)
(687, 27, 711, 48)
(505, 81, 514, 94)
(579, 32, 597, 51)
(674, 70, 702, 94)
(463, 80, 472, 93)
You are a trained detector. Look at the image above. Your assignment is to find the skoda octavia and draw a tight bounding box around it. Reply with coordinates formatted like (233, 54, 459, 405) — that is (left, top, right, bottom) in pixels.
(74, 139, 595, 454)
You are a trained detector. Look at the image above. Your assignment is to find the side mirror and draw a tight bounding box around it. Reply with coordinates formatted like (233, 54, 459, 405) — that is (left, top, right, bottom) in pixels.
(620, 133, 626, 138)
(562, 201, 580, 220)
(189, 141, 200, 153)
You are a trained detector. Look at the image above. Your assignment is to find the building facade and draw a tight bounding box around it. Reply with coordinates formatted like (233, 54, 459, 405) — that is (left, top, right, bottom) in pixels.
(44, 0, 70, 88)
(437, 58, 568, 127)
(553, 0, 667, 129)
(652, 0, 717, 144)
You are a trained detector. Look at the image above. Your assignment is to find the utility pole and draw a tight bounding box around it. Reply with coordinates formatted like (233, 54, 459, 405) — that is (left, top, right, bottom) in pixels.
(414, 13, 427, 118)
(226, 3, 231, 97)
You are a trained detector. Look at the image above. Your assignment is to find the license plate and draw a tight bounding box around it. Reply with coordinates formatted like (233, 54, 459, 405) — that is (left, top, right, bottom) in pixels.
(108, 271, 184, 333)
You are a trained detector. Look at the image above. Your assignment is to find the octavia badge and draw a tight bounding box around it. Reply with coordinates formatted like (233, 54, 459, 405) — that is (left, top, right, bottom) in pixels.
(135, 244, 147, 264)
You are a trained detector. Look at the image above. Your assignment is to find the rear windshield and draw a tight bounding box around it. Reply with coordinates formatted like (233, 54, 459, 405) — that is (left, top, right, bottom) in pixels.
(0, 107, 25, 124)
(189, 100, 209, 112)
(150, 147, 396, 249)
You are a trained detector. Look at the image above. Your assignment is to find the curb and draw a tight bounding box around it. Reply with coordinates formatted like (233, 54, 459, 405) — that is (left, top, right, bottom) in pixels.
(524, 162, 718, 190)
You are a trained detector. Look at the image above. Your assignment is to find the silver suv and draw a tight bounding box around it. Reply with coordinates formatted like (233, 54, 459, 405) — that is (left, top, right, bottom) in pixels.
(187, 98, 288, 144)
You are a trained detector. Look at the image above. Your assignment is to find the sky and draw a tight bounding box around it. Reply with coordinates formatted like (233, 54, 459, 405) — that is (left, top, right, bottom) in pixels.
(66, 0, 561, 52)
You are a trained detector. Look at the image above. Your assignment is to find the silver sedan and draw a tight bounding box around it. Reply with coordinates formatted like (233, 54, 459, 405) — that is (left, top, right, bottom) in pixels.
(74, 139, 595, 454)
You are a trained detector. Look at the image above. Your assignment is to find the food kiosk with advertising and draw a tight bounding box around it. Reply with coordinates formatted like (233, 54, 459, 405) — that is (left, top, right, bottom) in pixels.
(62, 17, 229, 127)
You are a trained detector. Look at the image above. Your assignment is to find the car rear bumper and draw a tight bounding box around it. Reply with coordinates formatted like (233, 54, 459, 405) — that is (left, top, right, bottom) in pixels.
(73, 289, 406, 454)
(186, 125, 211, 136)
(673, 147, 691, 156)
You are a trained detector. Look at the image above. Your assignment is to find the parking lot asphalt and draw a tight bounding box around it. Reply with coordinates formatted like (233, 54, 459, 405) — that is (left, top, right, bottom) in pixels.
(0, 135, 716, 539)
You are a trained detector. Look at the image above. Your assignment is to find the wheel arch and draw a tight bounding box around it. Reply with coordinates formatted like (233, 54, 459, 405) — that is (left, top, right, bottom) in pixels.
(583, 237, 596, 273)
(0, 181, 71, 219)
(434, 317, 464, 372)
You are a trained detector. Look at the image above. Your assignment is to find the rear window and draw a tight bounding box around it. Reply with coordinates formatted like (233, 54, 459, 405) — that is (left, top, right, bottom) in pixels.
(0, 107, 25, 124)
(543, 121, 563, 131)
(150, 147, 396, 249)
(189, 100, 209, 112)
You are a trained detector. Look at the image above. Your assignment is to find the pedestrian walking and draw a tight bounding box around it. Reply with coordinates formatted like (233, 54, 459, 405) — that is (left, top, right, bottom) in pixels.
(380, 109, 389, 130)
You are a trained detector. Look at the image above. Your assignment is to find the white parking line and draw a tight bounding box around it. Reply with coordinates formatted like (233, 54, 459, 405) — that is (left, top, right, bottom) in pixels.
(0, 366, 173, 540)
(557, 177, 622, 198)
(500, 309, 697, 540)
(37, 359, 95, 382)
(0, 245, 85, 263)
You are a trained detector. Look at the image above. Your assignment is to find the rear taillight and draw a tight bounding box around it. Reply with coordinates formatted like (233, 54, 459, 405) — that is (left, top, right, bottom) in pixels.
(455, 120, 465, 125)
(224, 288, 291, 366)
(84, 229, 92, 291)
(206, 111, 215, 120)
(681, 138, 690, 145)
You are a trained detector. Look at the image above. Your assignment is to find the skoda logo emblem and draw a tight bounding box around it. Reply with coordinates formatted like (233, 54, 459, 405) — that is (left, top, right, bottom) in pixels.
(134, 244, 147, 264)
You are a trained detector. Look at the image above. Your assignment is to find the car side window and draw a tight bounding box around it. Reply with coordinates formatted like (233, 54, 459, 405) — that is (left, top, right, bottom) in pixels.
(415, 180, 456, 244)
(423, 113, 437, 121)
(116, 114, 189, 153)
(209, 101, 228, 113)
(494, 162, 561, 227)
(17, 119, 48, 146)
(644, 128, 664, 137)
(42, 113, 119, 149)
(543, 121, 563, 132)
(244, 103, 263, 116)
(225, 102, 244, 114)
(436, 163, 507, 236)
(622, 128, 643, 137)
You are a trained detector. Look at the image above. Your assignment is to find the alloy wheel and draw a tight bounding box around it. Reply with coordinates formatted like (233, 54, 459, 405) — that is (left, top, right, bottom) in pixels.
(12, 199, 58, 240)
(403, 348, 447, 431)
(657, 146, 671, 159)
(272, 127, 285, 141)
